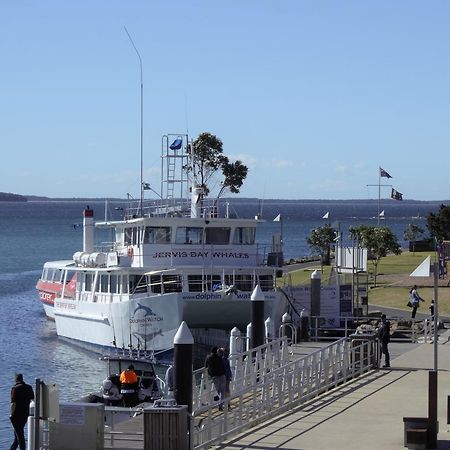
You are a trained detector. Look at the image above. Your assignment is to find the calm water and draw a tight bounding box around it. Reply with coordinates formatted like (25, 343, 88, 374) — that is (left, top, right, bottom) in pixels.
(0, 199, 439, 446)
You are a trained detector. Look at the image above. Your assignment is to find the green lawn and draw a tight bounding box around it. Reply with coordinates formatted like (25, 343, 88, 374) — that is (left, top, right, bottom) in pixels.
(281, 251, 450, 315)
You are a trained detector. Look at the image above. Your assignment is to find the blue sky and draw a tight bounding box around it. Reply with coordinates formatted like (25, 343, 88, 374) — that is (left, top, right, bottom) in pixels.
(1, 1, 449, 200)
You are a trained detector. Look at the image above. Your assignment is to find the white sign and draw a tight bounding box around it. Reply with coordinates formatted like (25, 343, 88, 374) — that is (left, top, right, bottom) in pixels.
(336, 246, 367, 273)
(59, 404, 86, 426)
(142, 244, 257, 267)
(290, 285, 340, 327)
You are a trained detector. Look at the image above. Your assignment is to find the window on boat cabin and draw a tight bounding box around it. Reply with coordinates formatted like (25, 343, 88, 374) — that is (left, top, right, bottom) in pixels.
(129, 275, 148, 294)
(100, 274, 109, 293)
(205, 227, 230, 245)
(45, 268, 56, 282)
(84, 273, 93, 291)
(234, 274, 253, 291)
(124, 227, 140, 245)
(149, 275, 162, 294)
(205, 274, 221, 291)
(162, 275, 182, 293)
(233, 227, 256, 245)
(57, 269, 65, 283)
(110, 275, 119, 294)
(175, 227, 203, 244)
(188, 275, 203, 292)
(65, 270, 75, 284)
(258, 275, 274, 291)
(144, 227, 171, 244)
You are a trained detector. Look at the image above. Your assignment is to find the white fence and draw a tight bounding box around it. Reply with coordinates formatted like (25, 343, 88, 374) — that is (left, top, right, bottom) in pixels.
(31, 335, 378, 450)
(307, 315, 431, 343)
(192, 336, 290, 412)
(192, 336, 378, 449)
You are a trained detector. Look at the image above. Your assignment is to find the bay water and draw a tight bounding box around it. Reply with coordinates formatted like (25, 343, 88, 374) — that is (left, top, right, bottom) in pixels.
(0, 199, 438, 446)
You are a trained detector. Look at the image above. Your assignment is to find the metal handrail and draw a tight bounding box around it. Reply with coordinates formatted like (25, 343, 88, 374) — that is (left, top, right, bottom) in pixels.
(192, 336, 377, 449)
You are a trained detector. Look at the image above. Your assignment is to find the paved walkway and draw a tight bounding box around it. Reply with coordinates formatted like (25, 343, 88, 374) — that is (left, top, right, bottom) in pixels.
(214, 331, 450, 450)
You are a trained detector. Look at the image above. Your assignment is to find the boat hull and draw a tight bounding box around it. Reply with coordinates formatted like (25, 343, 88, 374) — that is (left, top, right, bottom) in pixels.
(53, 291, 280, 354)
(54, 294, 182, 355)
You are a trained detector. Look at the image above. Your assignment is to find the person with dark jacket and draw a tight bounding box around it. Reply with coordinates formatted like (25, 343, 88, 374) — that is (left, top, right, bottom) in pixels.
(378, 314, 391, 368)
(10, 373, 34, 450)
(204, 347, 226, 407)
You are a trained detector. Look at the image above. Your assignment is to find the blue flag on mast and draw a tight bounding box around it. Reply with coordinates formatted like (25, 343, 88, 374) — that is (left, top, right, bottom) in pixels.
(379, 167, 392, 178)
(170, 137, 183, 150)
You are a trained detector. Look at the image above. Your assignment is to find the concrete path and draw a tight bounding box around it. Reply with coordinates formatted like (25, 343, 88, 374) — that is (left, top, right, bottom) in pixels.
(214, 331, 450, 450)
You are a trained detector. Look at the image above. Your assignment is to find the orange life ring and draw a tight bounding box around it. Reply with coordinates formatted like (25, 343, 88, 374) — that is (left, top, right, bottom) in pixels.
(127, 246, 134, 258)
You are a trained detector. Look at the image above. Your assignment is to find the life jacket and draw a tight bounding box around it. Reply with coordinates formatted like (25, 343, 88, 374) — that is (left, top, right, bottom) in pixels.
(120, 369, 138, 385)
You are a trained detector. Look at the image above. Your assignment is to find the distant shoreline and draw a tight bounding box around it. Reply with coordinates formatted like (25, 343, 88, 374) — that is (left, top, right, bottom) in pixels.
(1, 192, 450, 204)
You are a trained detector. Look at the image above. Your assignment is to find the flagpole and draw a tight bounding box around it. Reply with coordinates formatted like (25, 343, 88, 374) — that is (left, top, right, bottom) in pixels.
(378, 167, 381, 226)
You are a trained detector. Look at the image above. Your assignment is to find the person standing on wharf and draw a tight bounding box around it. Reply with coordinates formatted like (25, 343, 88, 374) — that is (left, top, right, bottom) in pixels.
(10, 373, 34, 450)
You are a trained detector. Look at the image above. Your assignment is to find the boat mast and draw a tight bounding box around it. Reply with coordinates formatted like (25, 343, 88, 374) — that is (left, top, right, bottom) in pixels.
(124, 27, 144, 217)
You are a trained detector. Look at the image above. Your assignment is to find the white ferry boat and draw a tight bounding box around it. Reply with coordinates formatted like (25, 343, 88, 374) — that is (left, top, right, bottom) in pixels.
(36, 134, 284, 360)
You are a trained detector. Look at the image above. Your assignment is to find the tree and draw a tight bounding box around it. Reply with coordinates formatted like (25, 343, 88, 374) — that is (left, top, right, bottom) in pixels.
(189, 132, 248, 198)
(426, 204, 450, 242)
(403, 223, 425, 255)
(307, 224, 337, 270)
(349, 225, 401, 287)
(218, 159, 248, 197)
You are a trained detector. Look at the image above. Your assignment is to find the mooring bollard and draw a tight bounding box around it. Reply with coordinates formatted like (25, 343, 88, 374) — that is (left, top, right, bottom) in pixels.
(174, 321, 194, 413)
(246, 322, 252, 352)
(229, 326, 241, 356)
(27, 401, 35, 450)
(265, 317, 274, 342)
(251, 284, 265, 349)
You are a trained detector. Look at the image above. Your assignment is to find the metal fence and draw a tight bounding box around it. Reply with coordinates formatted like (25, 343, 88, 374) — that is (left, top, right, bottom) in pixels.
(192, 335, 378, 449)
(306, 315, 431, 343)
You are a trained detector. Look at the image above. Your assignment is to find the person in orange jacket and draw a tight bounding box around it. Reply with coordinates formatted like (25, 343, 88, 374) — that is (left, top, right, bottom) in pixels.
(120, 365, 139, 407)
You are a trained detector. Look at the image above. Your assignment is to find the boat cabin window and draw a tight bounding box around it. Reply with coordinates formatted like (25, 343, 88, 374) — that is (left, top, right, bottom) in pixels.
(129, 275, 147, 294)
(206, 275, 221, 291)
(175, 227, 203, 244)
(162, 275, 182, 293)
(84, 273, 94, 291)
(205, 227, 230, 245)
(187, 274, 221, 292)
(124, 227, 139, 245)
(258, 275, 274, 291)
(43, 268, 64, 283)
(110, 275, 119, 294)
(233, 227, 256, 245)
(144, 227, 171, 244)
(232, 274, 253, 291)
(100, 275, 109, 293)
(149, 275, 162, 294)
(188, 275, 203, 292)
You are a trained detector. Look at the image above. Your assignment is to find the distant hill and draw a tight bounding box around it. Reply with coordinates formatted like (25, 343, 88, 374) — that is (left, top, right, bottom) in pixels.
(0, 192, 27, 202)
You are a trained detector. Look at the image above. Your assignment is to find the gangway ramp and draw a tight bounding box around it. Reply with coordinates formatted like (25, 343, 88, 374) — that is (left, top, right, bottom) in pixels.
(192, 335, 378, 449)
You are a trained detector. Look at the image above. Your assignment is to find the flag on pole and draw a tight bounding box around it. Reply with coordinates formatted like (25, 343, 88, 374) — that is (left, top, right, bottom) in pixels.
(391, 188, 403, 201)
(142, 182, 151, 190)
(322, 211, 330, 219)
(273, 213, 281, 222)
(379, 167, 392, 178)
(169, 137, 183, 150)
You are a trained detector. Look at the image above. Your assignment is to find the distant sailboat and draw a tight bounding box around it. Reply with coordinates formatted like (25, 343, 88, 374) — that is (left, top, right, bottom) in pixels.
(322, 211, 330, 220)
(255, 199, 264, 220)
(379, 210, 385, 219)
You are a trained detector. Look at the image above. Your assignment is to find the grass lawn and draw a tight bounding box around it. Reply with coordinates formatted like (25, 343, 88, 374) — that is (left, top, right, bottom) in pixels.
(281, 251, 450, 316)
